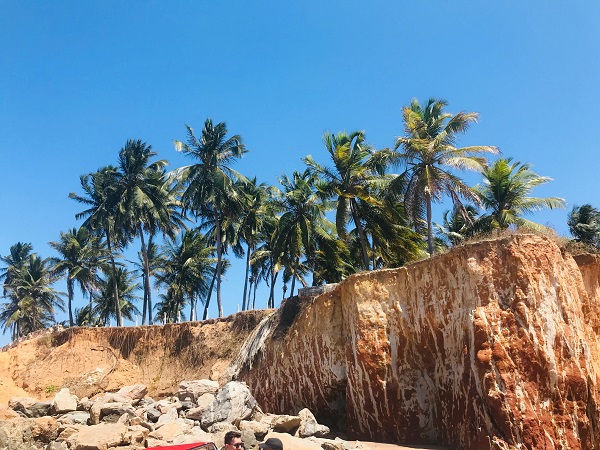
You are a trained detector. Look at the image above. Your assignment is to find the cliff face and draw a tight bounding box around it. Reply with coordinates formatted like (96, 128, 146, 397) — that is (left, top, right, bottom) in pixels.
(240, 235, 600, 450)
(2, 235, 600, 449)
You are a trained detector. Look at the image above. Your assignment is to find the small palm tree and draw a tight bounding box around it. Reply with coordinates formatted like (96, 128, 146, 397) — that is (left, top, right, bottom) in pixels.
(394, 98, 498, 255)
(0, 242, 33, 296)
(93, 267, 140, 326)
(0, 253, 64, 339)
(474, 158, 566, 231)
(568, 204, 600, 248)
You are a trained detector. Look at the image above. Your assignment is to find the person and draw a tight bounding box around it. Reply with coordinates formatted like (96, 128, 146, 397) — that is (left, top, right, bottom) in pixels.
(221, 431, 244, 450)
(258, 437, 283, 450)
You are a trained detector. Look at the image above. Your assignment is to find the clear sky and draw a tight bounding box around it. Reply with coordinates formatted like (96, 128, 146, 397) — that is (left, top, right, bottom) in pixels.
(1, 1, 599, 346)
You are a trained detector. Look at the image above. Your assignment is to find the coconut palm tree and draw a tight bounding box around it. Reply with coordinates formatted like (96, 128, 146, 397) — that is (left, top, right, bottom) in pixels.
(271, 169, 336, 298)
(435, 205, 481, 247)
(173, 119, 248, 317)
(474, 158, 566, 231)
(234, 177, 269, 310)
(92, 267, 140, 326)
(0, 242, 33, 296)
(49, 226, 107, 327)
(568, 204, 600, 248)
(70, 167, 127, 325)
(305, 130, 395, 269)
(154, 228, 216, 322)
(0, 253, 64, 339)
(116, 139, 185, 325)
(394, 98, 499, 256)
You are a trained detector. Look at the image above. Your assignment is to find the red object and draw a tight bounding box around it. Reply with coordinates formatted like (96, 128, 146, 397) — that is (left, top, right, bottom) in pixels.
(146, 443, 217, 450)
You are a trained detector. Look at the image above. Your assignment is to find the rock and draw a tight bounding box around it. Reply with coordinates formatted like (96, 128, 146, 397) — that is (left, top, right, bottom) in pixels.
(123, 424, 149, 446)
(0, 418, 34, 449)
(240, 429, 258, 450)
(207, 421, 236, 434)
(116, 384, 148, 402)
(296, 408, 329, 438)
(239, 420, 269, 439)
(78, 398, 94, 411)
(177, 380, 219, 402)
(57, 424, 84, 440)
(147, 419, 191, 444)
(67, 422, 128, 450)
(8, 397, 37, 417)
(51, 388, 78, 415)
(146, 407, 161, 423)
(186, 393, 216, 420)
(200, 381, 257, 427)
(32, 416, 59, 443)
(180, 401, 194, 411)
(259, 414, 301, 433)
(155, 407, 178, 426)
(29, 402, 52, 418)
(0, 404, 20, 420)
(57, 411, 91, 425)
(46, 441, 68, 450)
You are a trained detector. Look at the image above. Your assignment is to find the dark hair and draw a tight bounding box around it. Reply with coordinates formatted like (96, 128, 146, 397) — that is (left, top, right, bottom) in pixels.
(224, 431, 242, 445)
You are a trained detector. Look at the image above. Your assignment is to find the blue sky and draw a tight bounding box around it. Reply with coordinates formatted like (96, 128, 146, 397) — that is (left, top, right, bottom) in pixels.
(1, 1, 599, 345)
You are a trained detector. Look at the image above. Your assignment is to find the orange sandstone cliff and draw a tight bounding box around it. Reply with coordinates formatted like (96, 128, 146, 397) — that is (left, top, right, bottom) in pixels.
(2, 235, 600, 449)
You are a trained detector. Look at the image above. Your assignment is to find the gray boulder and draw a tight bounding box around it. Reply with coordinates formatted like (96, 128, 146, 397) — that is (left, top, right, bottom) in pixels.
(51, 389, 78, 415)
(177, 380, 219, 403)
(200, 381, 257, 428)
(296, 408, 329, 438)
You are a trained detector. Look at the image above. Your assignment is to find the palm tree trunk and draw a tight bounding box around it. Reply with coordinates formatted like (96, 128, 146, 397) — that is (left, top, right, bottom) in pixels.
(88, 289, 94, 326)
(105, 231, 122, 326)
(189, 294, 195, 322)
(215, 215, 224, 317)
(67, 277, 74, 327)
(138, 227, 152, 325)
(268, 268, 279, 308)
(289, 257, 298, 298)
(351, 200, 370, 269)
(252, 279, 258, 309)
(241, 243, 251, 311)
(202, 268, 218, 320)
(426, 194, 434, 256)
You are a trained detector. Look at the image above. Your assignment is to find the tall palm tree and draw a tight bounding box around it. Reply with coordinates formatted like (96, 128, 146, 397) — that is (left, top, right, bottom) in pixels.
(234, 177, 269, 310)
(474, 158, 566, 231)
(0, 253, 64, 339)
(70, 167, 127, 325)
(305, 130, 395, 269)
(271, 169, 335, 298)
(568, 204, 600, 248)
(394, 98, 498, 256)
(49, 226, 107, 327)
(173, 119, 248, 317)
(117, 139, 185, 325)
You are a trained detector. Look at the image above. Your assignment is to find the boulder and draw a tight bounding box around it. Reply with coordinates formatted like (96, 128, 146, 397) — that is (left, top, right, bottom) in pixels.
(67, 422, 128, 450)
(116, 384, 148, 402)
(185, 393, 215, 420)
(200, 381, 257, 427)
(0, 405, 20, 420)
(259, 414, 301, 433)
(0, 418, 34, 450)
(239, 420, 269, 439)
(296, 408, 329, 438)
(155, 407, 178, 426)
(31, 416, 59, 443)
(90, 402, 136, 425)
(8, 397, 37, 417)
(147, 420, 190, 445)
(51, 389, 78, 415)
(146, 407, 161, 423)
(57, 411, 91, 425)
(46, 441, 69, 450)
(177, 380, 219, 402)
(29, 401, 52, 418)
(123, 424, 150, 446)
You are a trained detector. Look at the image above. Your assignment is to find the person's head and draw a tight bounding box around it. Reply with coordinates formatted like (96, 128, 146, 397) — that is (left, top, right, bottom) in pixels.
(224, 431, 244, 450)
(258, 437, 283, 450)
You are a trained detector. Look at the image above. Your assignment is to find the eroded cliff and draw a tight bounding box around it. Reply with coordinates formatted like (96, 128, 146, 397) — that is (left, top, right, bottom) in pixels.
(2, 235, 600, 449)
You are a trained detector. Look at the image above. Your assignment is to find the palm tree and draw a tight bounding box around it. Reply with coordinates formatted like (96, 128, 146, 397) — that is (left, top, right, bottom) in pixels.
(435, 205, 481, 247)
(0, 253, 64, 339)
(93, 267, 140, 326)
(271, 169, 336, 299)
(70, 167, 127, 325)
(173, 119, 248, 317)
(116, 140, 185, 325)
(394, 98, 499, 256)
(49, 226, 107, 327)
(155, 228, 216, 322)
(234, 178, 269, 310)
(474, 158, 566, 231)
(305, 130, 395, 269)
(568, 204, 600, 248)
